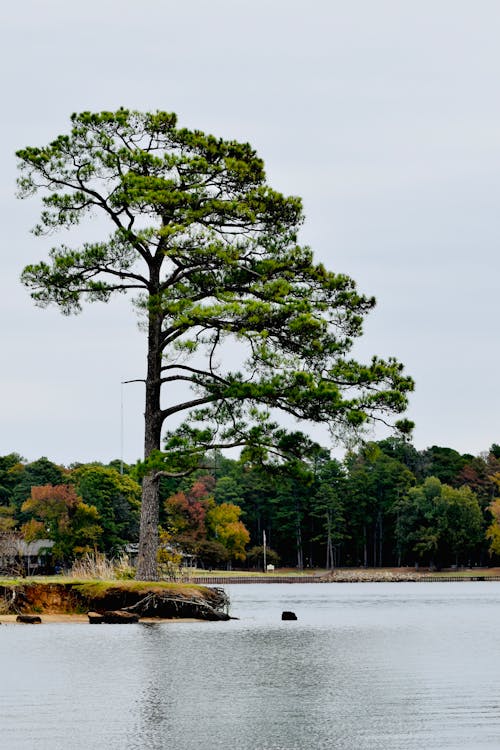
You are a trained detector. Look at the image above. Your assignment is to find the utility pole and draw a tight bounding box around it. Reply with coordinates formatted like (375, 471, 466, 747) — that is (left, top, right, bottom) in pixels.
(120, 381, 124, 475)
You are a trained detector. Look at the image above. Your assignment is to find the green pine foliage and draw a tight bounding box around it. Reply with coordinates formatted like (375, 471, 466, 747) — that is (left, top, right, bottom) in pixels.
(16, 109, 416, 577)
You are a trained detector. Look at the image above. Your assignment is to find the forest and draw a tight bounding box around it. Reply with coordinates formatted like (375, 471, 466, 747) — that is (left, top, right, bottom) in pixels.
(1, 437, 500, 572)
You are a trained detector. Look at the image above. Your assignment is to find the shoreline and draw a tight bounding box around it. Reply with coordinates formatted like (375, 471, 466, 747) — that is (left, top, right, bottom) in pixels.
(187, 569, 500, 584)
(0, 614, 203, 624)
(0, 580, 229, 622)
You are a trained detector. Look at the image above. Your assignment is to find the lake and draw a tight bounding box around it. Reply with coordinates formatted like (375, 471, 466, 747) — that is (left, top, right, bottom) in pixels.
(1, 582, 500, 749)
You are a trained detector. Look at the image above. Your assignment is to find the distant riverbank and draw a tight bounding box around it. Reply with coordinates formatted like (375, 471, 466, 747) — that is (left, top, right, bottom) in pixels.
(187, 567, 500, 584)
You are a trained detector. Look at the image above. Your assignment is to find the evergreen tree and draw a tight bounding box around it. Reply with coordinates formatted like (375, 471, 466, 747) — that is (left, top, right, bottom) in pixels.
(17, 109, 413, 578)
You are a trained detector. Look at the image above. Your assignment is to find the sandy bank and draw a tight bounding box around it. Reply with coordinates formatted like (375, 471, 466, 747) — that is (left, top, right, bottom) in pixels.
(0, 614, 203, 624)
(0, 580, 229, 621)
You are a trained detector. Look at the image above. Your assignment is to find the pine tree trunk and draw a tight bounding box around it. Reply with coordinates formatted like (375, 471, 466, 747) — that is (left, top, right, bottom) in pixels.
(325, 510, 333, 570)
(136, 301, 163, 581)
(136, 474, 161, 580)
(326, 535, 333, 570)
(296, 516, 303, 570)
(378, 512, 383, 567)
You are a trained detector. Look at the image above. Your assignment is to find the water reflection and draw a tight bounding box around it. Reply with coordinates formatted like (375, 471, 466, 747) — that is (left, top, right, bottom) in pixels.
(1, 583, 500, 749)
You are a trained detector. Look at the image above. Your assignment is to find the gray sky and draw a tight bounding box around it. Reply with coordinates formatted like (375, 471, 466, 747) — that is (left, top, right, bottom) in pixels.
(1, 0, 499, 465)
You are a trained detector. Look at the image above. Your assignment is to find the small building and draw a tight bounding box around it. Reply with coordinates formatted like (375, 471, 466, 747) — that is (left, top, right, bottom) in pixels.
(124, 542, 197, 569)
(0, 535, 54, 575)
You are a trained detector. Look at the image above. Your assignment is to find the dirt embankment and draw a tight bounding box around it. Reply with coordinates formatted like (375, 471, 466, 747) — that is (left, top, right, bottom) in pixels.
(0, 580, 229, 621)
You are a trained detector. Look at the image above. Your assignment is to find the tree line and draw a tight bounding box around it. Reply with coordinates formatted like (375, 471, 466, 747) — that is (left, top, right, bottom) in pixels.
(2, 437, 500, 571)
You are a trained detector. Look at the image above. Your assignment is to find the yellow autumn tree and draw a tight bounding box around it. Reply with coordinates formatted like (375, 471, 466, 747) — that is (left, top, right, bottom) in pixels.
(206, 502, 250, 563)
(486, 498, 500, 556)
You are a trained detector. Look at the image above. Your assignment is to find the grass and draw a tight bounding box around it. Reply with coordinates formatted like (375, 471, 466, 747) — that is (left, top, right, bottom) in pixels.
(72, 579, 207, 599)
(186, 568, 327, 577)
(0, 576, 208, 595)
(0, 569, 326, 587)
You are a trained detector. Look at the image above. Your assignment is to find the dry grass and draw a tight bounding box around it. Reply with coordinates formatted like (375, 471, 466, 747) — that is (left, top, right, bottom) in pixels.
(70, 552, 135, 580)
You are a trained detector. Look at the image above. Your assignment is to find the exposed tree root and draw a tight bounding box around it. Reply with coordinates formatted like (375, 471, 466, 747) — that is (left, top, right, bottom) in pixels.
(122, 590, 230, 620)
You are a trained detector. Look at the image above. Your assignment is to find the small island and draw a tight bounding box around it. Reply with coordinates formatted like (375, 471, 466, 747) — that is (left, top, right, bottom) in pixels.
(0, 579, 230, 623)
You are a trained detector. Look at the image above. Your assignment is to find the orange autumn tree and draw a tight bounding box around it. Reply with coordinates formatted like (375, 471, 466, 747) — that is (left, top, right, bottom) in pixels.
(22, 484, 102, 561)
(163, 475, 249, 566)
(163, 475, 215, 544)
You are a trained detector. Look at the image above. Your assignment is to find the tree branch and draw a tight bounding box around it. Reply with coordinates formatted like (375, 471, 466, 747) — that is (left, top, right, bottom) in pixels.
(160, 364, 228, 385)
(160, 395, 218, 422)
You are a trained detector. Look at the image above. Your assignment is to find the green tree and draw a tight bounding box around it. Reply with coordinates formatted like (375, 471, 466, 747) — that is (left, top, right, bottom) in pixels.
(246, 545, 280, 570)
(71, 465, 141, 552)
(442, 483, 483, 564)
(345, 444, 415, 566)
(311, 458, 347, 569)
(214, 475, 244, 507)
(193, 539, 229, 569)
(395, 477, 446, 567)
(376, 438, 424, 478)
(0, 453, 24, 506)
(17, 109, 413, 579)
(224, 461, 276, 547)
(21, 484, 102, 561)
(420, 446, 469, 486)
(396, 477, 483, 567)
(271, 465, 311, 569)
(489, 444, 500, 460)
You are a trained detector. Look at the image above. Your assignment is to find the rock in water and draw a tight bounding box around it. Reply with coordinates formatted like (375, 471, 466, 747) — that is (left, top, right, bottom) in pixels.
(87, 611, 104, 624)
(16, 615, 42, 624)
(281, 611, 297, 621)
(102, 610, 139, 624)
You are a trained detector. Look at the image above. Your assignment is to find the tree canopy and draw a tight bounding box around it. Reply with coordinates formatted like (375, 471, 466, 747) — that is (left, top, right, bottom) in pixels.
(22, 484, 102, 561)
(1, 440, 500, 571)
(17, 109, 413, 578)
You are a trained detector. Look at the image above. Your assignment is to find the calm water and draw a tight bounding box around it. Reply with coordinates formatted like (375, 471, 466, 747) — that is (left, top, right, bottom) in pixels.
(1, 582, 500, 749)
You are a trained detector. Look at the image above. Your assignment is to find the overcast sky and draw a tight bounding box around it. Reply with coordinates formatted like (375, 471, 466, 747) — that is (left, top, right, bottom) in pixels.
(1, 0, 499, 466)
